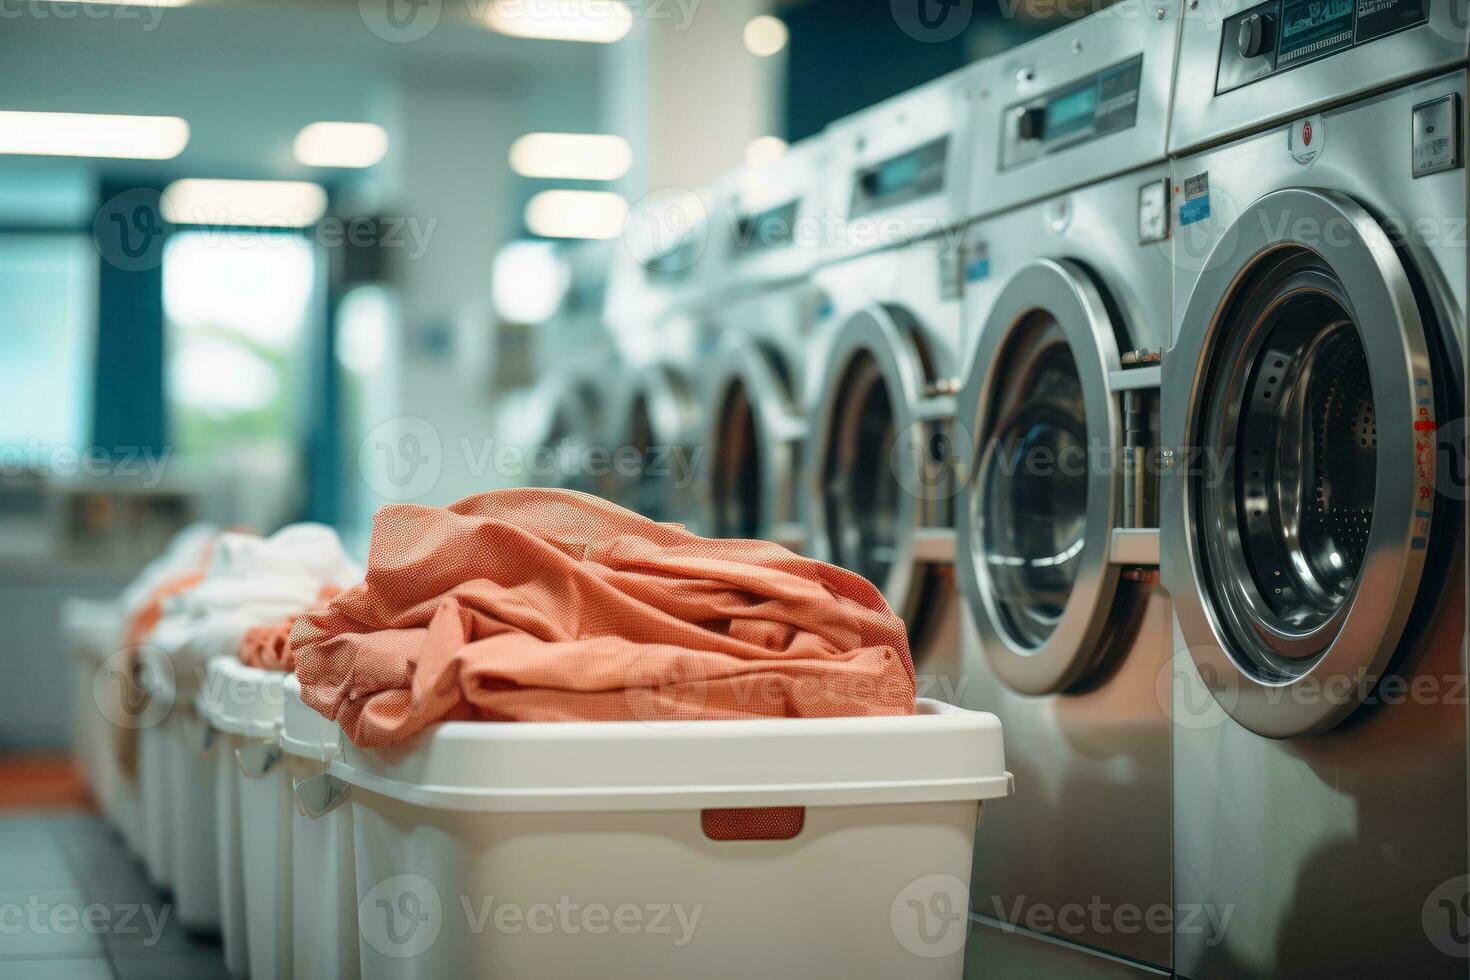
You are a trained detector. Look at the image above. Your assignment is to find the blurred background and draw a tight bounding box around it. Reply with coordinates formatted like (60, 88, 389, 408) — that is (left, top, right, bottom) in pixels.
(0, 0, 1064, 755)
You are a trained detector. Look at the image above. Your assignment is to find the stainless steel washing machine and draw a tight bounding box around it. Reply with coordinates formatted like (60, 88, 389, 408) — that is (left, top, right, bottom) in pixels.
(807, 64, 982, 698)
(1164, 6, 1467, 976)
(703, 139, 831, 550)
(532, 240, 619, 497)
(608, 180, 733, 530)
(952, 5, 1182, 976)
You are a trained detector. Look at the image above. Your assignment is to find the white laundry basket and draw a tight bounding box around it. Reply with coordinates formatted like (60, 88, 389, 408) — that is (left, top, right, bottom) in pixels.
(199, 657, 292, 980)
(331, 698, 1010, 980)
(136, 647, 177, 890)
(282, 675, 359, 980)
(63, 598, 144, 853)
(169, 697, 221, 933)
(62, 598, 118, 806)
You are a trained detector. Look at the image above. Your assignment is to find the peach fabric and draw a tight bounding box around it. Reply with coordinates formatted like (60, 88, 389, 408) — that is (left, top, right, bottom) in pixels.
(240, 584, 344, 671)
(292, 489, 915, 748)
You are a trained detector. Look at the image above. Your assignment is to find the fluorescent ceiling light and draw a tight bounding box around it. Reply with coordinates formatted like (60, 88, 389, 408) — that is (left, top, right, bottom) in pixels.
(524, 190, 628, 240)
(492, 240, 569, 324)
(509, 132, 631, 181)
(162, 179, 328, 228)
(745, 136, 789, 170)
(293, 121, 389, 169)
(483, 0, 633, 43)
(743, 15, 788, 57)
(0, 111, 188, 160)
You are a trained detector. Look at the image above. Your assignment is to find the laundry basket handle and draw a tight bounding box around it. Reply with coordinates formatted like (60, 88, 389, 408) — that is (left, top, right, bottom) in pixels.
(293, 771, 351, 820)
(235, 741, 281, 779)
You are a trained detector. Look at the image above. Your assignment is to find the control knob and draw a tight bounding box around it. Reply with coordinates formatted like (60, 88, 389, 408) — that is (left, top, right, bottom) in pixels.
(1237, 11, 1274, 59)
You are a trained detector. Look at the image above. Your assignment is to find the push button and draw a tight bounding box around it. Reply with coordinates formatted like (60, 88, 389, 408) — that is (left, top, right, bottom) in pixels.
(1017, 107, 1046, 141)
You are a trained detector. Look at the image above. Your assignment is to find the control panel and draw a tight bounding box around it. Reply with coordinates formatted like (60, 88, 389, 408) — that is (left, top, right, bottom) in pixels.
(1216, 0, 1429, 95)
(734, 200, 799, 255)
(1000, 56, 1144, 172)
(850, 137, 949, 218)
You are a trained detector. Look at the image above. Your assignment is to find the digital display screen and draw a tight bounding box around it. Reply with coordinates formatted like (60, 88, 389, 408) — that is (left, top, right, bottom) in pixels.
(852, 137, 948, 216)
(1045, 85, 1098, 140)
(735, 200, 799, 253)
(1278, 0, 1355, 63)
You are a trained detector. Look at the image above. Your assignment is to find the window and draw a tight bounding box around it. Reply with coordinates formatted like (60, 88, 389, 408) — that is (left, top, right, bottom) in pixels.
(162, 230, 316, 459)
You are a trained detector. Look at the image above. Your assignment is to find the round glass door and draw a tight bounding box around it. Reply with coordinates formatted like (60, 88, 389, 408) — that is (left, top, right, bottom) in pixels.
(807, 305, 951, 638)
(618, 365, 699, 525)
(823, 349, 900, 587)
(1162, 189, 1441, 738)
(706, 341, 802, 544)
(977, 316, 1090, 650)
(956, 259, 1125, 696)
(1195, 251, 1379, 674)
(711, 378, 763, 539)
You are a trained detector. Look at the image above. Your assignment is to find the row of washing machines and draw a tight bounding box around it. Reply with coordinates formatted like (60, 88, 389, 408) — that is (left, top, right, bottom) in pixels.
(528, 4, 1469, 977)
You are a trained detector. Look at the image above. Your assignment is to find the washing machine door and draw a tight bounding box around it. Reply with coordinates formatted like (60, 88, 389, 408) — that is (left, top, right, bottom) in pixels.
(1163, 189, 1440, 739)
(544, 377, 605, 496)
(615, 363, 702, 525)
(956, 258, 1137, 696)
(809, 305, 955, 638)
(705, 339, 806, 547)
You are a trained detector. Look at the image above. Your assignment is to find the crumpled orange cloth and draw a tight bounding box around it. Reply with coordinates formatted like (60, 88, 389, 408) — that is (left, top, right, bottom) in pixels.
(292, 489, 915, 747)
(240, 584, 344, 671)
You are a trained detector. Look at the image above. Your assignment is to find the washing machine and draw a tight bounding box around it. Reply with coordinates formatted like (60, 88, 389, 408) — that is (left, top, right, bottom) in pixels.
(950, 5, 1182, 976)
(701, 140, 832, 550)
(607, 180, 731, 530)
(1164, 6, 1467, 977)
(806, 63, 982, 698)
(530, 240, 619, 497)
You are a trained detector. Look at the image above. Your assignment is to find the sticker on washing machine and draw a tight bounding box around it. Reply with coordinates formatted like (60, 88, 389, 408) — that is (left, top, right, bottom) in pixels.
(1413, 376, 1436, 549)
(965, 243, 991, 283)
(1178, 173, 1211, 227)
(1289, 114, 1326, 165)
(939, 237, 965, 301)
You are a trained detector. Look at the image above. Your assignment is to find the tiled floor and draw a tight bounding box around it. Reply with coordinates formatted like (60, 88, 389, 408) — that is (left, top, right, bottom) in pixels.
(0, 811, 231, 979)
